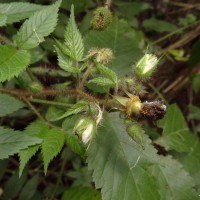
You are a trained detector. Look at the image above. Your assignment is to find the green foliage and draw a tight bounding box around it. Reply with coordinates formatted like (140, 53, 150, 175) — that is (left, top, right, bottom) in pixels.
(0, 127, 42, 159)
(84, 18, 143, 76)
(87, 112, 199, 200)
(0, 93, 25, 117)
(63, 5, 84, 61)
(16, 0, 61, 49)
(156, 104, 198, 152)
(0, 1, 200, 200)
(0, 2, 45, 25)
(143, 18, 177, 32)
(62, 186, 101, 200)
(0, 45, 30, 82)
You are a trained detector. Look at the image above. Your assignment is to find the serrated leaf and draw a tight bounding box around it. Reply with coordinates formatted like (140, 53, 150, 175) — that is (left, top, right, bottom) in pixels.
(87, 112, 160, 200)
(64, 5, 84, 61)
(88, 77, 115, 87)
(62, 186, 101, 200)
(16, 0, 61, 49)
(0, 93, 25, 117)
(96, 63, 117, 84)
(55, 45, 80, 73)
(149, 156, 199, 200)
(19, 120, 49, 176)
(56, 101, 88, 120)
(0, 126, 42, 159)
(87, 112, 199, 200)
(0, 45, 30, 82)
(84, 18, 143, 76)
(156, 104, 197, 152)
(0, 12, 7, 26)
(42, 128, 65, 174)
(19, 145, 40, 177)
(0, 2, 45, 25)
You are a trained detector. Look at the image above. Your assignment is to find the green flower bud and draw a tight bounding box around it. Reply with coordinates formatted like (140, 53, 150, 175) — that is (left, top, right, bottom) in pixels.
(28, 82, 43, 93)
(91, 7, 112, 31)
(134, 54, 158, 80)
(74, 117, 96, 144)
(126, 122, 143, 145)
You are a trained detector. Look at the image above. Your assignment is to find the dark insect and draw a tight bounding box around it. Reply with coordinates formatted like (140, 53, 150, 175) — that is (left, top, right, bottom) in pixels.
(141, 100, 167, 121)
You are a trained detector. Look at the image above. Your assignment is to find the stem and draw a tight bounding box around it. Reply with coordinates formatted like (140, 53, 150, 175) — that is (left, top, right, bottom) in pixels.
(28, 98, 72, 108)
(26, 68, 38, 82)
(79, 64, 93, 90)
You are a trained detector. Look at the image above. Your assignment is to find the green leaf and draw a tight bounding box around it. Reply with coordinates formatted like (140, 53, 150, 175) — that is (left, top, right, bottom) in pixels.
(87, 112, 160, 200)
(16, 0, 61, 49)
(42, 128, 65, 174)
(55, 45, 80, 73)
(84, 18, 143, 76)
(96, 63, 117, 84)
(88, 77, 115, 87)
(149, 155, 199, 200)
(19, 145, 40, 177)
(45, 106, 65, 122)
(62, 186, 101, 200)
(64, 5, 84, 61)
(0, 2, 45, 25)
(0, 93, 25, 117)
(0, 127, 42, 160)
(0, 12, 7, 26)
(143, 18, 177, 33)
(19, 120, 49, 176)
(0, 45, 30, 82)
(156, 104, 197, 152)
(55, 101, 88, 120)
(87, 112, 199, 200)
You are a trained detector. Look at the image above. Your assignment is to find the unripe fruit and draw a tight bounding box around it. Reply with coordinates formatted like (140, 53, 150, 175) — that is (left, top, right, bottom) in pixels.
(28, 82, 43, 93)
(126, 95, 142, 117)
(91, 7, 112, 31)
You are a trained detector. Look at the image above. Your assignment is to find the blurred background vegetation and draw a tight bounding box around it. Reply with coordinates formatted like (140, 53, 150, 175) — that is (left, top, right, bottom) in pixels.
(0, 0, 200, 199)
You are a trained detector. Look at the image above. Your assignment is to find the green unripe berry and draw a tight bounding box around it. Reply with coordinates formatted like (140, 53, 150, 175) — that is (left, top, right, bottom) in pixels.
(28, 82, 43, 93)
(91, 7, 112, 31)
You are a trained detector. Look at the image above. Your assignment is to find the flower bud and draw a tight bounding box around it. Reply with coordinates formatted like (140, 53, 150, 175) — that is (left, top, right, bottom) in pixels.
(74, 118, 95, 144)
(134, 54, 158, 80)
(91, 7, 112, 31)
(88, 48, 113, 64)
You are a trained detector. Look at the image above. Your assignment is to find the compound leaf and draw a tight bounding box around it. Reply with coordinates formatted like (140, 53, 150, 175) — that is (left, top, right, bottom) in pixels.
(0, 45, 30, 82)
(16, 0, 61, 49)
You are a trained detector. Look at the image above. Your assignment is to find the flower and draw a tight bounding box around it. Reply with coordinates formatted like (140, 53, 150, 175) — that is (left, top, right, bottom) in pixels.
(74, 118, 95, 144)
(134, 54, 158, 80)
(88, 48, 113, 64)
